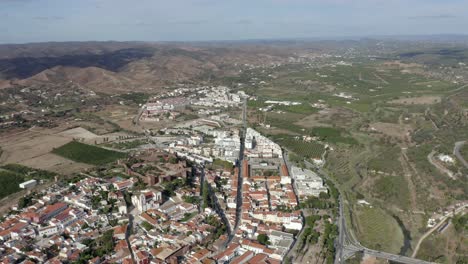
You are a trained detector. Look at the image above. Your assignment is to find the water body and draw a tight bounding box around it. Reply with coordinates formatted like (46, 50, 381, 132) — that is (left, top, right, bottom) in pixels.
(392, 215, 412, 255)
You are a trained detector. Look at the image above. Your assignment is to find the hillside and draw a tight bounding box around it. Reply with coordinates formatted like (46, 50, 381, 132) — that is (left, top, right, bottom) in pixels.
(0, 42, 293, 94)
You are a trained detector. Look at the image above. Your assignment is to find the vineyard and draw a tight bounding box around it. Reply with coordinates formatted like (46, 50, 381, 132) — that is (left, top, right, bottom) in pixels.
(52, 141, 126, 165)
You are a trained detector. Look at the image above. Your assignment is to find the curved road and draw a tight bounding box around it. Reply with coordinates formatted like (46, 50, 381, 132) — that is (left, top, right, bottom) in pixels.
(412, 204, 467, 258)
(454, 141, 468, 170)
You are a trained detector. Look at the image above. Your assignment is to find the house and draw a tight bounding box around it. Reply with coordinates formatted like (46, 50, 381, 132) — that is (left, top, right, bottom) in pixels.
(135, 250, 150, 264)
(212, 243, 240, 264)
(240, 240, 266, 254)
(230, 250, 254, 264)
(113, 225, 128, 240)
(34, 203, 68, 223)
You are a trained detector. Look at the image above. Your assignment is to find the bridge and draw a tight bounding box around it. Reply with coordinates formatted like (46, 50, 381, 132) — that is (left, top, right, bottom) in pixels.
(335, 196, 436, 264)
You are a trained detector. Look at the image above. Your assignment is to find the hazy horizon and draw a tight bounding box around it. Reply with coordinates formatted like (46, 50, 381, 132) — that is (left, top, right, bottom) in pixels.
(2, 0, 468, 44)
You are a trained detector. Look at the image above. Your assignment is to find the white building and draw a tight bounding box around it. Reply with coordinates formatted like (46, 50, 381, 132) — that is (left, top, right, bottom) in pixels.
(291, 166, 328, 197)
(19, 179, 37, 189)
(38, 226, 59, 237)
(132, 190, 162, 213)
(245, 128, 282, 158)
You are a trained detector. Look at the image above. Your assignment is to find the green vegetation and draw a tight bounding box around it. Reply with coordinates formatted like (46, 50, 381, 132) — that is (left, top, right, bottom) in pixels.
(415, 225, 465, 264)
(210, 159, 234, 171)
(205, 214, 226, 240)
(162, 178, 186, 197)
(322, 222, 339, 264)
(273, 135, 325, 159)
(202, 181, 212, 210)
(298, 215, 321, 251)
(310, 127, 357, 145)
(257, 234, 270, 245)
(52, 141, 126, 165)
(241, 59, 467, 261)
(373, 175, 410, 210)
(180, 212, 197, 222)
(18, 193, 38, 209)
(141, 221, 154, 231)
(452, 213, 468, 232)
(0, 165, 57, 199)
(119, 92, 149, 105)
(367, 146, 402, 174)
(104, 139, 148, 150)
(1, 164, 57, 180)
(0, 170, 23, 199)
(355, 207, 404, 254)
(183, 195, 200, 204)
(300, 196, 335, 210)
(399, 48, 468, 66)
(276, 103, 319, 115)
(73, 230, 115, 263)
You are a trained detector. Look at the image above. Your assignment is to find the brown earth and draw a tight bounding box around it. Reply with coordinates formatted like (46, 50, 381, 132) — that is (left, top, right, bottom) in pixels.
(369, 122, 413, 141)
(0, 126, 92, 174)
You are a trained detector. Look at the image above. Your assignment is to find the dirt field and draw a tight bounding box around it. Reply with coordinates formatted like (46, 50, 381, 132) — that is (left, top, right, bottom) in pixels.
(369, 122, 413, 141)
(362, 255, 387, 264)
(296, 107, 359, 129)
(96, 105, 143, 132)
(388, 96, 441, 105)
(0, 126, 92, 174)
(57, 126, 99, 139)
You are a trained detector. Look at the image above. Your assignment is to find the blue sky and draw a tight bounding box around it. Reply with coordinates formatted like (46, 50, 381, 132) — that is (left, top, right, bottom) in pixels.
(1, 0, 467, 43)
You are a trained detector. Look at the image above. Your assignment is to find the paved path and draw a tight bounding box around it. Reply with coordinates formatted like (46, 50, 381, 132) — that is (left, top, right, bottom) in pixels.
(412, 204, 467, 258)
(453, 141, 468, 170)
(427, 150, 455, 179)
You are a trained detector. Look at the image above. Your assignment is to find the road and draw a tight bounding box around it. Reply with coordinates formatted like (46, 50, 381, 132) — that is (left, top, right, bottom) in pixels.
(226, 99, 247, 245)
(133, 104, 145, 125)
(412, 204, 467, 258)
(453, 141, 468, 170)
(198, 166, 205, 213)
(125, 214, 136, 263)
(427, 150, 455, 179)
(299, 160, 437, 264)
(282, 151, 307, 262)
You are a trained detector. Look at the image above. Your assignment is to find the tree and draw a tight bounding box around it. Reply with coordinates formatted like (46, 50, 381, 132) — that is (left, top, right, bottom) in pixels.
(18, 195, 33, 209)
(257, 234, 270, 245)
(452, 214, 468, 232)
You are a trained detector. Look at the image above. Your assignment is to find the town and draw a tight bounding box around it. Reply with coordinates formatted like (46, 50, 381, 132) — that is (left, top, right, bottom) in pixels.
(0, 86, 334, 264)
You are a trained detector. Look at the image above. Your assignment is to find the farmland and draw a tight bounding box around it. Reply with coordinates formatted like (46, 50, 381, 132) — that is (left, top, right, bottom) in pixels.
(272, 135, 326, 160)
(52, 141, 126, 166)
(241, 58, 468, 261)
(355, 206, 404, 254)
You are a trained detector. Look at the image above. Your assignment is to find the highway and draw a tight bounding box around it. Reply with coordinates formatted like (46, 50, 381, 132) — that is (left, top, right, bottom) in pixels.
(300, 160, 438, 264)
(335, 194, 438, 264)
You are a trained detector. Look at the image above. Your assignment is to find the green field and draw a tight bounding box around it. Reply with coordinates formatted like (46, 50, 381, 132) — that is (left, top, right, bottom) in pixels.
(0, 170, 24, 199)
(52, 141, 126, 165)
(367, 146, 402, 174)
(272, 135, 325, 159)
(355, 207, 404, 254)
(373, 175, 411, 210)
(1, 164, 56, 180)
(0, 164, 57, 199)
(104, 139, 148, 150)
(310, 127, 358, 145)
